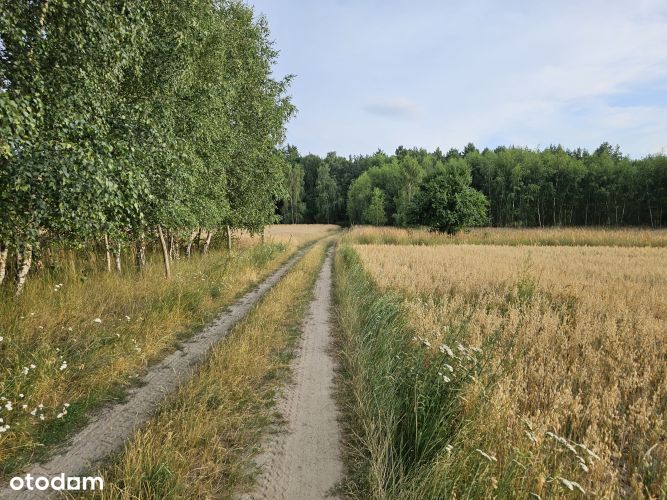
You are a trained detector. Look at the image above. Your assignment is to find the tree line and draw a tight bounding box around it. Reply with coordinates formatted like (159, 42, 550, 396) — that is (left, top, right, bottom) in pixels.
(1, 0, 293, 295)
(278, 143, 666, 229)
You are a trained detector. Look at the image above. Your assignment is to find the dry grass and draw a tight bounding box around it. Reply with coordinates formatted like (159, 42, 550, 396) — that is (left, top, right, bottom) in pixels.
(353, 243, 667, 497)
(345, 225, 667, 247)
(0, 242, 295, 478)
(238, 224, 341, 247)
(83, 240, 331, 499)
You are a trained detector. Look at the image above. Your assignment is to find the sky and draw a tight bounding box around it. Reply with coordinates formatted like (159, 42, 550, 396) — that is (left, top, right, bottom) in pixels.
(248, 0, 667, 159)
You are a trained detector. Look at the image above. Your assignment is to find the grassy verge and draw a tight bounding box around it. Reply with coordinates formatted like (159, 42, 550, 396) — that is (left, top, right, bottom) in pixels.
(334, 245, 455, 499)
(0, 242, 294, 479)
(77, 240, 330, 499)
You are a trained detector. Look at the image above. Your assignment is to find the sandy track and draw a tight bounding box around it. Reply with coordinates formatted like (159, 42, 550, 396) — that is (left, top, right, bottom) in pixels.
(245, 248, 343, 500)
(0, 248, 309, 500)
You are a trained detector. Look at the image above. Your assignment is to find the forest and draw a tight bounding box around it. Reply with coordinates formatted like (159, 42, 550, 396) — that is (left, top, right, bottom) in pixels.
(1, 0, 293, 295)
(279, 143, 667, 229)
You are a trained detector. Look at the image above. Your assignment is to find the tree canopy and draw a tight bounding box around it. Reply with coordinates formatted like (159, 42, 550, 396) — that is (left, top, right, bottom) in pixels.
(1, 0, 293, 293)
(281, 144, 666, 230)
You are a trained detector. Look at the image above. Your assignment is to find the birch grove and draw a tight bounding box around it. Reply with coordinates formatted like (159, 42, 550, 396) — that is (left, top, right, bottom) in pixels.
(1, 0, 293, 295)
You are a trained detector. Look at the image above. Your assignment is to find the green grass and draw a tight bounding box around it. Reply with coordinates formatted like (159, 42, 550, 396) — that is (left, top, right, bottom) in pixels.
(333, 245, 514, 499)
(0, 241, 293, 480)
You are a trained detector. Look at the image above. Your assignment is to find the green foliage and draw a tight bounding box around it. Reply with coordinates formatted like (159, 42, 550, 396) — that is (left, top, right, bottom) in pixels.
(0, 0, 293, 290)
(315, 163, 339, 224)
(364, 188, 387, 226)
(282, 143, 665, 229)
(280, 146, 306, 223)
(412, 159, 488, 234)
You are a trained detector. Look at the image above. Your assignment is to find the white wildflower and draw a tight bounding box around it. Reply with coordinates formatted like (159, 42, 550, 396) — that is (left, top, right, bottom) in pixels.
(445, 444, 453, 453)
(30, 364, 36, 369)
(125, 315, 131, 321)
(439, 344, 454, 357)
(443, 364, 454, 373)
(21, 404, 27, 410)
(0, 336, 3, 342)
(19, 394, 24, 398)
(93, 318, 102, 324)
(422, 339, 431, 348)
(39, 414, 45, 421)
(22, 367, 29, 375)
(30, 408, 37, 416)
(59, 361, 67, 371)
(4, 401, 13, 411)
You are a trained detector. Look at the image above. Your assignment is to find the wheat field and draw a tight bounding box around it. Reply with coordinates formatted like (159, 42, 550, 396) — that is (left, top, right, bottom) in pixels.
(350, 242, 666, 497)
(345, 225, 667, 247)
(238, 224, 340, 247)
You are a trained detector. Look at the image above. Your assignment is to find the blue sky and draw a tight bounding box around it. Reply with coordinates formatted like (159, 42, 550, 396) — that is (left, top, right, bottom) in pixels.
(249, 0, 667, 158)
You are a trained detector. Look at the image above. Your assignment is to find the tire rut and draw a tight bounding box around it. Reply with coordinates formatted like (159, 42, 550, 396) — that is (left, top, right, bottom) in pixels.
(244, 248, 343, 500)
(0, 247, 311, 500)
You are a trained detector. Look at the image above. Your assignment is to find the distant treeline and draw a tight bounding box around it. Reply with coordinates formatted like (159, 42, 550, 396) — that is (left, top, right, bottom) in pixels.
(278, 143, 666, 228)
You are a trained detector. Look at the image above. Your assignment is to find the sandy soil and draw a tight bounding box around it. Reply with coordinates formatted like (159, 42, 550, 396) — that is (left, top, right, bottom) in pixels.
(245, 248, 343, 500)
(0, 249, 308, 500)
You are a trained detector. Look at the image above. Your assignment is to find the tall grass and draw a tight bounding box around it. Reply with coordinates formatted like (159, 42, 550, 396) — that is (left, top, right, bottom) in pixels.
(344, 225, 667, 247)
(334, 246, 467, 498)
(84, 240, 331, 499)
(0, 242, 293, 479)
(336, 242, 667, 498)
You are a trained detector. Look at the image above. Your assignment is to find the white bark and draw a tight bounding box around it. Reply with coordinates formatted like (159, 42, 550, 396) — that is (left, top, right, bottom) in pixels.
(104, 234, 112, 273)
(185, 230, 197, 257)
(135, 236, 146, 270)
(0, 243, 8, 285)
(15, 245, 33, 297)
(226, 225, 232, 251)
(202, 230, 214, 255)
(114, 243, 122, 273)
(157, 226, 171, 279)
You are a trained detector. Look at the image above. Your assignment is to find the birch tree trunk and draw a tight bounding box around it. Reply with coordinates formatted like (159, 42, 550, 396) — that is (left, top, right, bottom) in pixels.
(226, 225, 232, 251)
(114, 243, 122, 273)
(202, 230, 214, 255)
(0, 243, 8, 285)
(157, 225, 171, 279)
(135, 235, 146, 270)
(104, 234, 112, 273)
(185, 230, 197, 257)
(15, 245, 33, 297)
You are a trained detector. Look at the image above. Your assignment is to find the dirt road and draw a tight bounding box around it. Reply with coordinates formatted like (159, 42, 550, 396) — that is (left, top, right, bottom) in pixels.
(0, 249, 309, 500)
(247, 248, 343, 500)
